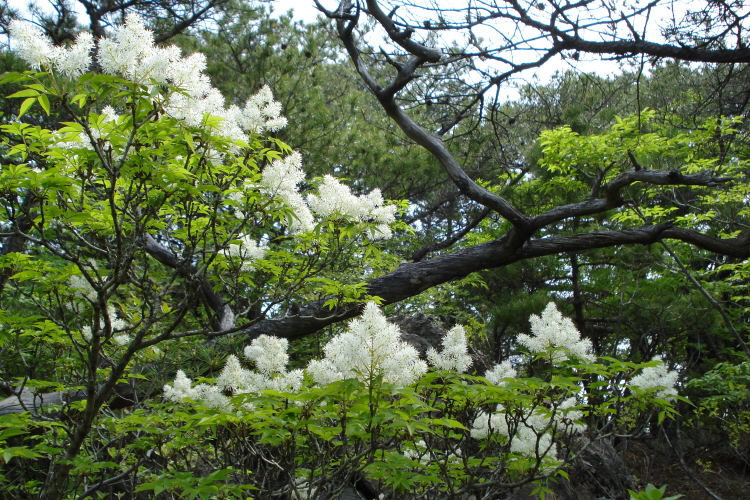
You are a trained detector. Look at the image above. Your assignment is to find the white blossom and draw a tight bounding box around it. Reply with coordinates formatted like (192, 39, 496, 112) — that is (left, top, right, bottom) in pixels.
(98, 13, 159, 81)
(199, 385, 231, 409)
(163, 370, 199, 401)
(163, 370, 230, 409)
(471, 396, 584, 465)
(213, 347, 303, 396)
(168, 52, 210, 94)
(284, 193, 316, 234)
(556, 397, 585, 433)
(261, 152, 306, 197)
(259, 152, 315, 233)
(215, 355, 247, 393)
(629, 356, 679, 399)
(306, 175, 397, 240)
(307, 175, 372, 220)
(113, 334, 131, 346)
(69, 275, 97, 301)
(484, 360, 517, 386)
(81, 326, 92, 342)
(369, 224, 393, 241)
(107, 304, 128, 331)
(470, 406, 555, 460)
(165, 335, 303, 409)
(101, 106, 119, 123)
(510, 412, 555, 459)
(54, 32, 94, 77)
(244, 335, 289, 375)
(9, 20, 56, 70)
(11, 14, 288, 150)
(470, 407, 505, 440)
(306, 302, 428, 387)
(240, 85, 288, 134)
(305, 358, 344, 387)
(517, 302, 595, 363)
(427, 325, 472, 373)
(222, 235, 267, 271)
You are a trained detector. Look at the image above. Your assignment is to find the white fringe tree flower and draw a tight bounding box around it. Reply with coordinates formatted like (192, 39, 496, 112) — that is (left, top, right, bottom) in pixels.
(9, 15, 398, 242)
(222, 235, 268, 271)
(163, 335, 303, 409)
(470, 406, 554, 459)
(517, 302, 595, 363)
(427, 325, 472, 373)
(307, 175, 397, 240)
(484, 360, 517, 386)
(629, 356, 679, 399)
(470, 397, 583, 463)
(9, 20, 93, 76)
(306, 302, 428, 387)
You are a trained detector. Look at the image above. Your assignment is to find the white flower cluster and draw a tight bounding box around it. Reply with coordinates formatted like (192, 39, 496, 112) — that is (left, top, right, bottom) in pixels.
(484, 360, 517, 386)
(427, 325, 472, 373)
(402, 438, 461, 465)
(107, 305, 130, 345)
(163, 335, 303, 409)
(162, 371, 230, 409)
(470, 397, 582, 461)
(69, 274, 97, 302)
(629, 356, 679, 400)
(81, 325, 93, 342)
(254, 158, 397, 237)
(517, 302, 595, 363)
(307, 175, 398, 240)
(306, 302, 428, 387)
(98, 14, 178, 83)
(259, 152, 315, 234)
(470, 406, 553, 458)
(241, 86, 288, 135)
(9, 21, 94, 77)
(9, 15, 287, 146)
(78, 304, 128, 345)
(222, 235, 268, 271)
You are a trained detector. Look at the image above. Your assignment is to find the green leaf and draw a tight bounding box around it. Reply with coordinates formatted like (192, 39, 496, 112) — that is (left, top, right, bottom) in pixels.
(183, 129, 195, 152)
(18, 97, 36, 118)
(7, 89, 40, 98)
(38, 94, 51, 115)
(3, 446, 41, 463)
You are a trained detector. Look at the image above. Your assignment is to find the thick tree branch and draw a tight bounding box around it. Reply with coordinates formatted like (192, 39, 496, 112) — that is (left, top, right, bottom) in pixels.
(231, 223, 750, 343)
(554, 36, 750, 64)
(329, 0, 532, 230)
(364, 0, 441, 63)
(531, 168, 733, 230)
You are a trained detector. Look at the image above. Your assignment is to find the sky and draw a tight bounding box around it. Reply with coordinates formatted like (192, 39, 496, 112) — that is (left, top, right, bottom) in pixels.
(265, 0, 627, 101)
(267, 0, 325, 21)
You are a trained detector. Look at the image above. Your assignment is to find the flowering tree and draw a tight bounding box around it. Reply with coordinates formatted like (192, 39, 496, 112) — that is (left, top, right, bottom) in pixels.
(0, 15, 399, 499)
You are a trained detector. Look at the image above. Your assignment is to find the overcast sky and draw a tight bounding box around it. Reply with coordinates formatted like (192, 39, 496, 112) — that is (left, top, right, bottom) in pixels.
(266, 0, 325, 21)
(265, 0, 626, 101)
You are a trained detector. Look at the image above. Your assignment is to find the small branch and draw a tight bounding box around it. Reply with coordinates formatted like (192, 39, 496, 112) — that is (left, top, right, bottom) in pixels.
(411, 207, 492, 262)
(627, 150, 642, 171)
(74, 459, 146, 500)
(659, 240, 750, 359)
